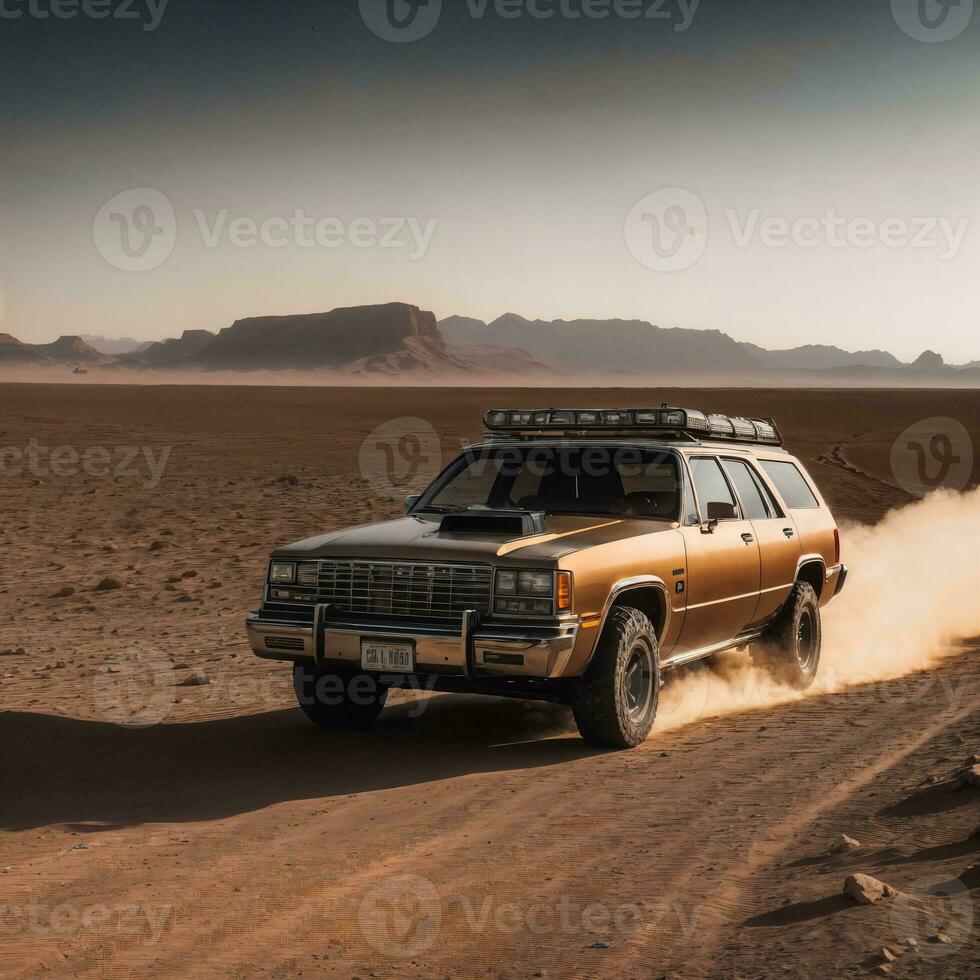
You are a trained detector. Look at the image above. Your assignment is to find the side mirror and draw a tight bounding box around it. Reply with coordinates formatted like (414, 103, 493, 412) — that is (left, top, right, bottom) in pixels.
(700, 517, 719, 535)
(707, 501, 738, 521)
(404, 494, 421, 513)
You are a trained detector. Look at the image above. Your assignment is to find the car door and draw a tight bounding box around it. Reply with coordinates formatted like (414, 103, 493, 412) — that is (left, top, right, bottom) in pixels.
(677, 456, 761, 654)
(721, 456, 802, 625)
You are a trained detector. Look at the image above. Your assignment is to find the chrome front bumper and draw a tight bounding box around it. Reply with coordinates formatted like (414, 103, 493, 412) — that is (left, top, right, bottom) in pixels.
(245, 610, 578, 679)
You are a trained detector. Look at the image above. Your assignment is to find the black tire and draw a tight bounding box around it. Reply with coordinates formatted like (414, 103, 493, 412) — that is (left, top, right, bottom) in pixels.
(572, 607, 660, 749)
(753, 581, 821, 690)
(292, 663, 389, 729)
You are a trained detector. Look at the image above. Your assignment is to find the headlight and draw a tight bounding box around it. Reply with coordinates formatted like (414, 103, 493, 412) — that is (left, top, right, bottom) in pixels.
(269, 561, 296, 584)
(518, 571, 552, 596)
(495, 597, 553, 616)
(493, 570, 573, 616)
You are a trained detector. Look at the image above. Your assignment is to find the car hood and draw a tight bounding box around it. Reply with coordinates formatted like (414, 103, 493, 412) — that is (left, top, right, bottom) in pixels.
(273, 514, 678, 565)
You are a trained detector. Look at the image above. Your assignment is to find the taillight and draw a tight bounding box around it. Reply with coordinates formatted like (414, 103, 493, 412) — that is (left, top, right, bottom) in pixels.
(834, 528, 840, 565)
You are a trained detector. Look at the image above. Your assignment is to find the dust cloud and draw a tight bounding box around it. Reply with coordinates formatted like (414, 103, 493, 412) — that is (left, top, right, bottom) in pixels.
(656, 487, 980, 730)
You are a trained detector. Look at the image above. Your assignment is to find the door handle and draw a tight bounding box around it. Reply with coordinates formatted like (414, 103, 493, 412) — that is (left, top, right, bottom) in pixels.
(741, 533, 755, 544)
(783, 528, 795, 538)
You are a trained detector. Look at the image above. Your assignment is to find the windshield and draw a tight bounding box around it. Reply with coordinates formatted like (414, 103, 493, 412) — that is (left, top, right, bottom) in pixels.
(418, 446, 681, 519)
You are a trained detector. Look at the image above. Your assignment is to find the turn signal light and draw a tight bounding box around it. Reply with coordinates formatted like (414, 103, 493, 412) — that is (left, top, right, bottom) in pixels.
(556, 572, 572, 612)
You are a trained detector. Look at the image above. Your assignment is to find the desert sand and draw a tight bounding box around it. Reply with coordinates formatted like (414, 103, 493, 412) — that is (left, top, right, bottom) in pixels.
(1, 384, 978, 979)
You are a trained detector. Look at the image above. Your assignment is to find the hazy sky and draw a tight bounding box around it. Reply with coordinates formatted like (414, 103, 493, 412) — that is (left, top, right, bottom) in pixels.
(1, 0, 979, 361)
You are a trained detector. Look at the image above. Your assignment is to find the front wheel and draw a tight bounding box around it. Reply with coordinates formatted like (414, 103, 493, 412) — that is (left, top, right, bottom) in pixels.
(753, 580, 821, 690)
(293, 663, 389, 729)
(572, 607, 660, 749)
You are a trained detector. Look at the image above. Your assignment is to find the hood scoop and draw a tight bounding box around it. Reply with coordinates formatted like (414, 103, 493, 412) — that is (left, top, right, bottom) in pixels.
(439, 510, 547, 537)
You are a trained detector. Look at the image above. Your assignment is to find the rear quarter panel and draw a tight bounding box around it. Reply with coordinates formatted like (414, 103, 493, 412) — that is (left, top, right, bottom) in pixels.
(755, 452, 840, 603)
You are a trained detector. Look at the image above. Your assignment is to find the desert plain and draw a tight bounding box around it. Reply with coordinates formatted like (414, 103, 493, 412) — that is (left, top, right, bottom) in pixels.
(0, 383, 978, 979)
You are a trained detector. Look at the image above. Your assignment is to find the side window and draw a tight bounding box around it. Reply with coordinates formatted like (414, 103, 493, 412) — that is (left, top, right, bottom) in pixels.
(759, 460, 820, 510)
(722, 458, 771, 520)
(747, 463, 784, 517)
(689, 457, 739, 521)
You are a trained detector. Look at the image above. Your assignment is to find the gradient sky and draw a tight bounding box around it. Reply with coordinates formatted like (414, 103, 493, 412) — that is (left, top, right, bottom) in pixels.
(1, 0, 978, 361)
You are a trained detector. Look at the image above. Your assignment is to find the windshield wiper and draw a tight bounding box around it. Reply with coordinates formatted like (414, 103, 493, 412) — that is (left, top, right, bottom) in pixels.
(545, 509, 626, 518)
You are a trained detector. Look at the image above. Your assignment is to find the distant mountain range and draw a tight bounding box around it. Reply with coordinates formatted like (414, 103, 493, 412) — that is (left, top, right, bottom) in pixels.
(81, 334, 151, 356)
(440, 314, 977, 383)
(2, 304, 977, 385)
(114, 304, 530, 376)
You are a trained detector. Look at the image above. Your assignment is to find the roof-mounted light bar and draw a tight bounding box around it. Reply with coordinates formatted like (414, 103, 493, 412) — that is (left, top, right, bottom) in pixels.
(483, 407, 783, 446)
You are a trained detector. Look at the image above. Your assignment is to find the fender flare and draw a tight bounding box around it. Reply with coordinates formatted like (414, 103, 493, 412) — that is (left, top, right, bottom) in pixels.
(595, 576, 672, 646)
(794, 554, 827, 599)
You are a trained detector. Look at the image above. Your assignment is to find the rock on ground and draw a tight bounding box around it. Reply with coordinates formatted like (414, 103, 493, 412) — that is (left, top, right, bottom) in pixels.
(843, 874, 897, 905)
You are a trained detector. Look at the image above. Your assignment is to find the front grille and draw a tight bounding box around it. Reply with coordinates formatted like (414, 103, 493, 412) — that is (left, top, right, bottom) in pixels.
(316, 560, 493, 619)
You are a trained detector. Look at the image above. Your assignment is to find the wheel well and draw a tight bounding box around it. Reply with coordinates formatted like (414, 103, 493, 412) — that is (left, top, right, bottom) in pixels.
(796, 560, 824, 600)
(610, 586, 667, 642)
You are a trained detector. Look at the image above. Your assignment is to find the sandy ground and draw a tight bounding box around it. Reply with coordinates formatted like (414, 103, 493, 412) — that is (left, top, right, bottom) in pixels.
(0, 384, 978, 979)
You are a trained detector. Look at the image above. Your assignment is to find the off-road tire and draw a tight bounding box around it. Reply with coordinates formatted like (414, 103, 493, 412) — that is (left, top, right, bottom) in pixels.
(753, 580, 821, 690)
(572, 607, 660, 749)
(293, 664, 389, 729)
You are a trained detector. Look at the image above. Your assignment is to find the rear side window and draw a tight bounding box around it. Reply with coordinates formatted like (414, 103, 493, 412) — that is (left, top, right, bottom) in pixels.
(722, 459, 771, 520)
(760, 460, 820, 510)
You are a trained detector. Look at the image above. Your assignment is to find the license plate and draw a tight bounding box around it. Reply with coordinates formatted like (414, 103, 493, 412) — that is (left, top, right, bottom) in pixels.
(361, 639, 415, 672)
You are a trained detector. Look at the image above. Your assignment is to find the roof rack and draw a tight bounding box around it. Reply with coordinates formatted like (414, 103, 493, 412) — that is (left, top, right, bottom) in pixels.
(482, 407, 784, 447)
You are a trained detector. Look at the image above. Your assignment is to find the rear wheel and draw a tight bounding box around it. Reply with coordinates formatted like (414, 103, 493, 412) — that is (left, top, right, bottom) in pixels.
(293, 663, 389, 729)
(572, 607, 660, 749)
(753, 580, 821, 689)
